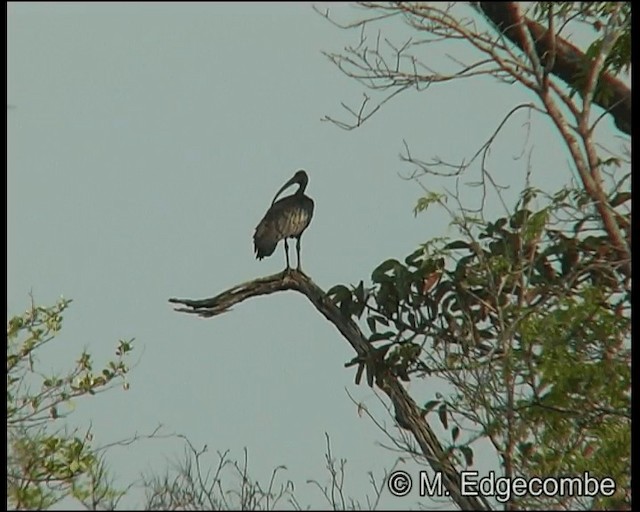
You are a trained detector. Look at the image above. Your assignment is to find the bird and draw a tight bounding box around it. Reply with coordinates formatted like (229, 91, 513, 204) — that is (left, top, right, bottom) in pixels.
(253, 170, 314, 271)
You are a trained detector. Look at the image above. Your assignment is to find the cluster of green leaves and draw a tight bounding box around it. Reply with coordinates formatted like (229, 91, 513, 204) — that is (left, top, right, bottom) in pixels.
(328, 185, 630, 509)
(7, 298, 134, 510)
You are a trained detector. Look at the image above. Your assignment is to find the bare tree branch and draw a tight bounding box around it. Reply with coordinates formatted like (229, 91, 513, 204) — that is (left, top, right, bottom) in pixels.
(170, 270, 491, 511)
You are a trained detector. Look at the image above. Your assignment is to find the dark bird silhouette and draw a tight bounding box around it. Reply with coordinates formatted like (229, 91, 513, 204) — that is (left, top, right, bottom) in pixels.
(254, 170, 314, 270)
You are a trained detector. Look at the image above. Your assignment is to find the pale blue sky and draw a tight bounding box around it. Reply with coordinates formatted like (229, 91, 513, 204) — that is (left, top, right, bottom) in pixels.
(7, 2, 627, 509)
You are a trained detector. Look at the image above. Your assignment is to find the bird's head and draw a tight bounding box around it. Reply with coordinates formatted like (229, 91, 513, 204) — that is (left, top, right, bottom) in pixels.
(271, 169, 309, 205)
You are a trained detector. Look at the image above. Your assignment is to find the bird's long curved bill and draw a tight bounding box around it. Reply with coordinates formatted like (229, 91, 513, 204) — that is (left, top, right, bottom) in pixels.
(271, 176, 298, 205)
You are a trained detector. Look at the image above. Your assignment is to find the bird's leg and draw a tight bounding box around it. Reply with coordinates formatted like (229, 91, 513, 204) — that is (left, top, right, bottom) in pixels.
(284, 238, 290, 270)
(296, 236, 302, 271)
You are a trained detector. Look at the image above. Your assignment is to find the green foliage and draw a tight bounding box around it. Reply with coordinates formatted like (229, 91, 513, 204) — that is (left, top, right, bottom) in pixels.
(332, 185, 631, 509)
(319, 1, 630, 508)
(413, 191, 446, 216)
(7, 298, 134, 510)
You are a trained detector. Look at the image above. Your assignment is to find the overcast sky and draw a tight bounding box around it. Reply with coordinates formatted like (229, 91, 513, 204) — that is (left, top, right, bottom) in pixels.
(7, 3, 627, 509)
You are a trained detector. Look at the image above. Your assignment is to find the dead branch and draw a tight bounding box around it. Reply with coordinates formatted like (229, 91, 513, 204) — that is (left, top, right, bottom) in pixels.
(169, 270, 491, 511)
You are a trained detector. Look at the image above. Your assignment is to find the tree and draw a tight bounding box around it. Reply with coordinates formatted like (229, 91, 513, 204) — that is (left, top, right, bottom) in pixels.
(141, 433, 390, 510)
(7, 298, 386, 511)
(317, 1, 630, 277)
(7, 297, 134, 510)
(171, 2, 630, 510)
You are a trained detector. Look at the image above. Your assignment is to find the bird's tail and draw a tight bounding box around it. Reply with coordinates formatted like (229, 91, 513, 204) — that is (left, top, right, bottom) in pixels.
(253, 227, 278, 260)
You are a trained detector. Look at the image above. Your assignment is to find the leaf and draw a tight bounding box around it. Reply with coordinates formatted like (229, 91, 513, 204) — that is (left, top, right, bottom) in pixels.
(366, 316, 377, 334)
(355, 362, 364, 386)
(524, 209, 549, 243)
(407, 312, 416, 329)
(493, 217, 509, 234)
(460, 446, 474, 467)
(422, 400, 440, 414)
(371, 259, 401, 284)
(369, 331, 394, 342)
(372, 314, 389, 327)
(405, 247, 425, 267)
(339, 296, 353, 317)
(445, 240, 470, 250)
(452, 426, 460, 443)
(433, 280, 453, 305)
(366, 361, 374, 387)
(376, 282, 399, 316)
(354, 280, 365, 303)
(393, 265, 411, 300)
(414, 192, 446, 216)
(510, 208, 532, 228)
(421, 271, 441, 294)
(438, 403, 448, 430)
(326, 284, 351, 302)
(69, 460, 80, 474)
(352, 300, 366, 319)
